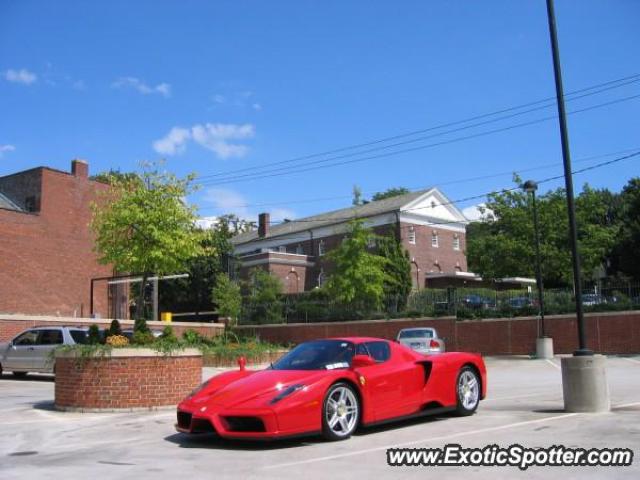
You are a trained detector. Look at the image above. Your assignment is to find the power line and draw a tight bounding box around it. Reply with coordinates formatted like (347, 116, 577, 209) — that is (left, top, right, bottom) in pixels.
(199, 93, 640, 186)
(196, 73, 640, 183)
(196, 146, 640, 211)
(261, 149, 640, 225)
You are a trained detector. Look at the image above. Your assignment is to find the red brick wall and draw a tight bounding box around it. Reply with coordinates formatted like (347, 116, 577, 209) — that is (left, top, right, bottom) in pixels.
(400, 222, 467, 288)
(55, 352, 202, 410)
(236, 311, 640, 355)
(0, 164, 112, 317)
(0, 315, 224, 342)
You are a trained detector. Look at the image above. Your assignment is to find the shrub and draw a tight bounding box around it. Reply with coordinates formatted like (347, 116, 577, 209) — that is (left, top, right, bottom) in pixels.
(107, 319, 122, 337)
(105, 334, 129, 347)
(182, 328, 204, 345)
(133, 316, 151, 334)
(131, 330, 155, 345)
(160, 325, 178, 342)
(87, 324, 102, 344)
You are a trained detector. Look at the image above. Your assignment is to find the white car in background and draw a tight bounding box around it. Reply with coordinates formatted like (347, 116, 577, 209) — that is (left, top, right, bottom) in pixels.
(0, 326, 89, 377)
(396, 327, 445, 354)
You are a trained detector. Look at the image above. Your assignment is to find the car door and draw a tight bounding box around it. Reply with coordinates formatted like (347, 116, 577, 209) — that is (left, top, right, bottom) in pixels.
(3, 330, 40, 371)
(32, 329, 63, 372)
(355, 341, 424, 421)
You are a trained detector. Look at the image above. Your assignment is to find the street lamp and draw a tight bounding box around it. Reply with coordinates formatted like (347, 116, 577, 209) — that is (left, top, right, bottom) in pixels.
(523, 180, 553, 359)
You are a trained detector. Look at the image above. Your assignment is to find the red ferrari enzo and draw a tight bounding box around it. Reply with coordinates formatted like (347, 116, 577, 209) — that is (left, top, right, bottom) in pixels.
(176, 337, 486, 441)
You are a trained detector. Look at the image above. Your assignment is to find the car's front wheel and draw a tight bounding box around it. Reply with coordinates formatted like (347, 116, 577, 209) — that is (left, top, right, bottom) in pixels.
(322, 382, 360, 441)
(455, 366, 480, 416)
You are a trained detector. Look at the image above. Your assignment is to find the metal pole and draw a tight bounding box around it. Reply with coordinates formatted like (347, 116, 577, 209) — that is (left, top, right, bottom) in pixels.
(545, 0, 591, 356)
(531, 190, 546, 337)
(90, 278, 95, 317)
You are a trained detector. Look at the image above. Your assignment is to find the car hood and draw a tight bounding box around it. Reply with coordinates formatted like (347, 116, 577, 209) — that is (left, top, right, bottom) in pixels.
(192, 369, 331, 409)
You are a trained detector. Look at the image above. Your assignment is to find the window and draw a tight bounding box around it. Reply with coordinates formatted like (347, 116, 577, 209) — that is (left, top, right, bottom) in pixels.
(318, 240, 325, 256)
(317, 270, 325, 287)
(453, 235, 460, 251)
(278, 246, 286, 253)
(408, 226, 416, 245)
(431, 231, 439, 248)
(13, 330, 39, 346)
(356, 341, 391, 363)
(296, 244, 304, 255)
(38, 329, 63, 345)
(70, 330, 88, 344)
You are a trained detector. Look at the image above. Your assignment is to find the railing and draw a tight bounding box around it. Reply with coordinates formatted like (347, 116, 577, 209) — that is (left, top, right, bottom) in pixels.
(237, 280, 640, 325)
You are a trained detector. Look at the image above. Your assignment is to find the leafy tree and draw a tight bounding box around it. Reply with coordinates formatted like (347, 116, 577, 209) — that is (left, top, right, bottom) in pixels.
(371, 187, 410, 202)
(466, 178, 620, 287)
(246, 269, 283, 324)
(91, 163, 203, 321)
(212, 273, 242, 327)
(90, 169, 141, 186)
(352, 185, 364, 206)
(611, 178, 640, 279)
(376, 234, 412, 311)
(324, 220, 389, 310)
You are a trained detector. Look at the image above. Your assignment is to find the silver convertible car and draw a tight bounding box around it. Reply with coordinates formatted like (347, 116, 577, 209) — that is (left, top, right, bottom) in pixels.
(0, 326, 89, 377)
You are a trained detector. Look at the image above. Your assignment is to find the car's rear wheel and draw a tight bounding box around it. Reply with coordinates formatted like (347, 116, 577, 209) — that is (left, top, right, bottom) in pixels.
(455, 366, 480, 416)
(322, 382, 359, 441)
(13, 372, 28, 379)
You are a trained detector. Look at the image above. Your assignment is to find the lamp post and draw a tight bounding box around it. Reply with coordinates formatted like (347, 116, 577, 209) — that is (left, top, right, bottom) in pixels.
(545, 0, 609, 412)
(523, 180, 553, 359)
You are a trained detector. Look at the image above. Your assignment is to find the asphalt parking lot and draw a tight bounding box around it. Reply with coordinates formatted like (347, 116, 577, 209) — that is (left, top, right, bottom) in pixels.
(1, 355, 638, 480)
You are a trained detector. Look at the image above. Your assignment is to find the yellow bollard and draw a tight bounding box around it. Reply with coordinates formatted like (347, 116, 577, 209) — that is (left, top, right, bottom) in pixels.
(161, 312, 172, 323)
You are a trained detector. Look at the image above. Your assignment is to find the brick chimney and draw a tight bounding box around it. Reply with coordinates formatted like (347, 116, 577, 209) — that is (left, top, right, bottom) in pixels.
(71, 159, 89, 178)
(258, 212, 270, 238)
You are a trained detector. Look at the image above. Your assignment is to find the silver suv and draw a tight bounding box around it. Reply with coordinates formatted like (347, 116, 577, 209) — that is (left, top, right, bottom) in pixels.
(0, 326, 89, 377)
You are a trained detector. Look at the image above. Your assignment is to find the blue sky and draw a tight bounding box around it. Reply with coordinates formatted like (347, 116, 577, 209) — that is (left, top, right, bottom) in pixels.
(1, 0, 639, 223)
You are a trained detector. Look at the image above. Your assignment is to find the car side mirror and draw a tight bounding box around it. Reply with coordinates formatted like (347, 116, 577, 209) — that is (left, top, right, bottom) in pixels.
(351, 354, 376, 368)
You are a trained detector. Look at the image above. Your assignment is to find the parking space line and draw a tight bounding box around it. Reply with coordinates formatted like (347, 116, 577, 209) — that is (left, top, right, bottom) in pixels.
(545, 359, 561, 370)
(263, 413, 579, 469)
(620, 357, 640, 365)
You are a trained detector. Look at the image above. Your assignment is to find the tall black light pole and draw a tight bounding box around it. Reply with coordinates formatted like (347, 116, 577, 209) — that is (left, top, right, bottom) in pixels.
(523, 180, 546, 338)
(545, 0, 591, 356)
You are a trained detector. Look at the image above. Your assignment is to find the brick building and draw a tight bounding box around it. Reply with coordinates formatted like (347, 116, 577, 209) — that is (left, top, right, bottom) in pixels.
(232, 188, 473, 293)
(0, 160, 114, 317)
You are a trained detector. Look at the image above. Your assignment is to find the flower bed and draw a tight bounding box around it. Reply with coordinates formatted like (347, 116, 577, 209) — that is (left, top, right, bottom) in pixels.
(202, 348, 288, 367)
(54, 348, 202, 412)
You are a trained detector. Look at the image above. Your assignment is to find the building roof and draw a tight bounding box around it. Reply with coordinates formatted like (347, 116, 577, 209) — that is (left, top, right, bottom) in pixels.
(0, 192, 23, 212)
(232, 188, 435, 245)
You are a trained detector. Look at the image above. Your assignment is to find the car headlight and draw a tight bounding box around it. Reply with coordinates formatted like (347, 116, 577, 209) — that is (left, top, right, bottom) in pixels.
(269, 384, 305, 405)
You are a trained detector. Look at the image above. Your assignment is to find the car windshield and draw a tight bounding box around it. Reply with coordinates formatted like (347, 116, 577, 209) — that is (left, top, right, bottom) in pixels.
(271, 340, 355, 370)
(399, 330, 433, 339)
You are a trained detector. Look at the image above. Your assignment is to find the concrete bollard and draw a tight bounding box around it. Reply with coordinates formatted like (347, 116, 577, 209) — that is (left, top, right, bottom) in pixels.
(536, 337, 554, 359)
(561, 355, 610, 413)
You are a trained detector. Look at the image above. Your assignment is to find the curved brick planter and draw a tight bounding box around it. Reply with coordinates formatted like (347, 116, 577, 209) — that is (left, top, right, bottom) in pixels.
(54, 348, 202, 412)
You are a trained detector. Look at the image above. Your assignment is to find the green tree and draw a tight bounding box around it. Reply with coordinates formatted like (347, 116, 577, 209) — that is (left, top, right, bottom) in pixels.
(246, 269, 283, 324)
(611, 178, 640, 279)
(324, 220, 389, 310)
(371, 187, 410, 202)
(212, 273, 242, 327)
(106, 319, 122, 337)
(91, 162, 203, 320)
(376, 234, 412, 311)
(158, 215, 239, 317)
(352, 185, 364, 206)
(466, 179, 620, 287)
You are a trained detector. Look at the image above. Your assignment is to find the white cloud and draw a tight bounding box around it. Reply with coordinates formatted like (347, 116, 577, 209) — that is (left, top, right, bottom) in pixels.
(112, 77, 171, 98)
(200, 187, 295, 225)
(0, 144, 16, 157)
(152, 127, 191, 155)
(153, 123, 255, 159)
(462, 203, 494, 222)
(252, 103, 262, 111)
(212, 94, 226, 104)
(4, 68, 37, 85)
